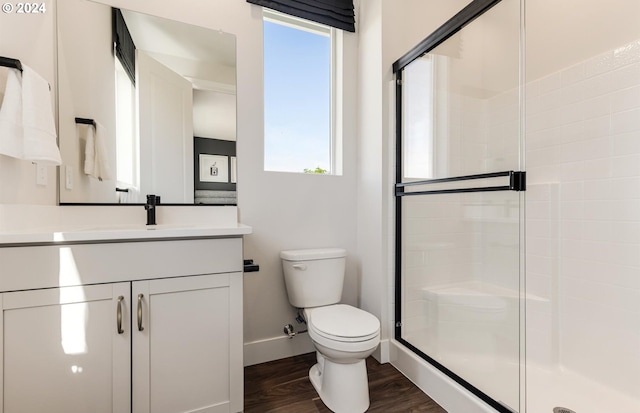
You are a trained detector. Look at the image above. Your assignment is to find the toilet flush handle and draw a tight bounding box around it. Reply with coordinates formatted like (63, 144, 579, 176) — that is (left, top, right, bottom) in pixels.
(292, 263, 307, 270)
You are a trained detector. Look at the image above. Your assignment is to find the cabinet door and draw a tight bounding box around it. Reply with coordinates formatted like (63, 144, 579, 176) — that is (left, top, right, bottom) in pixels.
(1, 283, 131, 413)
(132, 273, 242, 413)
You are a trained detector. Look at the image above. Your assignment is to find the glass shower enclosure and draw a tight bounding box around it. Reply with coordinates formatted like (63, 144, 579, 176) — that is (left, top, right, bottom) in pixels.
(393, 1, 525, 412)
(395, 0, 640, 412)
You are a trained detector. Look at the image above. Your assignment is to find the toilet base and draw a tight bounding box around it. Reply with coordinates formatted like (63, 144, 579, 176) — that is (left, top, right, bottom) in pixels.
(308, 353, 370, 413)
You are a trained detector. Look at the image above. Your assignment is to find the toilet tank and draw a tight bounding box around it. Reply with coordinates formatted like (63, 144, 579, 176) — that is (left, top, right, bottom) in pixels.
(280, 248, 346, 308)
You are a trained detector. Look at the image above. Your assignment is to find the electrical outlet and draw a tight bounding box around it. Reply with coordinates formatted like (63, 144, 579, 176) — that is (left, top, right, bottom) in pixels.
(36, 163, 47, 186)
(65, 165, 73, 189)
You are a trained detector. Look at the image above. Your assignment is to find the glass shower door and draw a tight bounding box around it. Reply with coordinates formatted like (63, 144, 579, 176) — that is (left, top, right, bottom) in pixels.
(394, 0, 524, 412)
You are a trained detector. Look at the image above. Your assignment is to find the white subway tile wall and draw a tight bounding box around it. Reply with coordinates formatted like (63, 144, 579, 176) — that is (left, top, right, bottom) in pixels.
(525, 38, 640, 397)
(401, 36, 640, 407)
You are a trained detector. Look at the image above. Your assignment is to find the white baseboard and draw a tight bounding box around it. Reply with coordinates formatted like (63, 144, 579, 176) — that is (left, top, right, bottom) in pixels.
(244, 336, 392, 368)
(244, 332, 315, 366)
(372, 338, 390, 364)
(389, 340, 495, 413)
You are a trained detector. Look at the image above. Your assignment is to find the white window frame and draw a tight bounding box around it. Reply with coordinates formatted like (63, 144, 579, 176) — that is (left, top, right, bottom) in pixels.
(263, 9, 343, 175)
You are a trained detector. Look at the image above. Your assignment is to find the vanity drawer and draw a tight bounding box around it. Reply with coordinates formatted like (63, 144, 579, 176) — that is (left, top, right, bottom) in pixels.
(0, 237, 243, 292)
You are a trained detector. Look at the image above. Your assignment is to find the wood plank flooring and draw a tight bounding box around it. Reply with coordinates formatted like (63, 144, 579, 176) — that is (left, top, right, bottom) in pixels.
(244, 352, 448, 413)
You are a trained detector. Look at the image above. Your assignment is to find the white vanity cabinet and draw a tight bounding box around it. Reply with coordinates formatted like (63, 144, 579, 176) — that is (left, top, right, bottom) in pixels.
(1, 283, 132, 413)
(132, 273, 242, 413)
(0, 236, 245, 413)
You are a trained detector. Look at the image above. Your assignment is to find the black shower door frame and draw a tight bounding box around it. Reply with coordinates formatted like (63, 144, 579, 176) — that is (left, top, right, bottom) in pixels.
(392, 1, 525, 412)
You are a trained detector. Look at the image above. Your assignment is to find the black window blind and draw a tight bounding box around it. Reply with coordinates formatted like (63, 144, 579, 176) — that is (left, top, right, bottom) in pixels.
(247, 0, 355, 32)
(113, 8, 136, 85)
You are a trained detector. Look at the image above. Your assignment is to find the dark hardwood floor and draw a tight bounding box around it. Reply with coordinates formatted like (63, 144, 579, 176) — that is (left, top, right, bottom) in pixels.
(244, 352, 448, 413)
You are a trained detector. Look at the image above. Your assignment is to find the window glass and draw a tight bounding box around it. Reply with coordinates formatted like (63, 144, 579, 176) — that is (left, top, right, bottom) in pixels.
(263, 11, 333, 174)
(115, 58, 138, 187)
(403, 55, 435, 180)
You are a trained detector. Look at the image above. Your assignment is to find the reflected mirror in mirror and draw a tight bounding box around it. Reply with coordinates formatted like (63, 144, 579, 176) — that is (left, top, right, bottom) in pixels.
(57, 0, 237, 205)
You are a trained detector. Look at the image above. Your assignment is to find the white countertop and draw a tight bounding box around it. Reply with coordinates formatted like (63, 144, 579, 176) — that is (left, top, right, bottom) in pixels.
(0, 204, 251, 246)
(0, 223, 252, 245)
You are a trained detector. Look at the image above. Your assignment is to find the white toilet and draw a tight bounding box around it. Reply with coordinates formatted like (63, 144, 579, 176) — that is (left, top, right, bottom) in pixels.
(280, 248, 380, 413)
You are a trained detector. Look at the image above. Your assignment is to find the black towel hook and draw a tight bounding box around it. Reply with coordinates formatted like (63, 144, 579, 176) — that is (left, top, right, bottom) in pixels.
(75, 117, 97, 128)
(0, 56, 23, 72)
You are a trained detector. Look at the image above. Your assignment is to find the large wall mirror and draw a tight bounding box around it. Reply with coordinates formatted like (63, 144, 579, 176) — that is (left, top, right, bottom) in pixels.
(57, 0, 237, 205)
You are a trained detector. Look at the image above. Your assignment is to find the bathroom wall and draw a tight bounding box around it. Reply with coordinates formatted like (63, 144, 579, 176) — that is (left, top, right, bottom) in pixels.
(525, 37, 640, 397)
(356, 0, 387, 358)
(0, 0, 57, 205)
(57, 0, 116, 203)
(193, 89, 236, 141)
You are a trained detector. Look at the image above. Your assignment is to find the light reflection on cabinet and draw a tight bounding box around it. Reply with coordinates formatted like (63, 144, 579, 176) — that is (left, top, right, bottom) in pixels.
(1, 283, 131, 413)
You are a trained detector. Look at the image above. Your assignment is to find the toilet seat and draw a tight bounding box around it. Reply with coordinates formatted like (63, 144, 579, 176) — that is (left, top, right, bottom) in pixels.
(306, 304, 380, 343)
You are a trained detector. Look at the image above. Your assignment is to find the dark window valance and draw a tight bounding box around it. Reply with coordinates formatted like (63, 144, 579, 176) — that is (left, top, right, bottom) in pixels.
(247, 0, 355, 32)
(112, 8, 136, 85)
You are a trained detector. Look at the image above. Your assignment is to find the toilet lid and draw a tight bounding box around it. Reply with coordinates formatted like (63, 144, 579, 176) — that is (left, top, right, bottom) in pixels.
(308, 304, 380, 342)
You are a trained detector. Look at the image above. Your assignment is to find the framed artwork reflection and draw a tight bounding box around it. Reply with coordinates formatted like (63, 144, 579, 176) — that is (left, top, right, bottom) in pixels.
(199, 154, 229, 183)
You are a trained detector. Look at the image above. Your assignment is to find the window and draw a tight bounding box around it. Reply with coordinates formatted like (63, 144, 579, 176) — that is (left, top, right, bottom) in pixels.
(402, 54, 450, 181)
(403, 55, 435, 180)
(263, 10, 340, 175)
(114, 57, 138, 188)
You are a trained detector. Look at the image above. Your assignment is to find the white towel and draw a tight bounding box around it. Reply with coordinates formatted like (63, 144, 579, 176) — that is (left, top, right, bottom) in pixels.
(0, 67, 24, 159)
(21, 65, 61, 165)
(82, 121, 112, 181)
(117, 185, 140, 204)
(0, 65, 61, 165)
(83, 124, 95, 174)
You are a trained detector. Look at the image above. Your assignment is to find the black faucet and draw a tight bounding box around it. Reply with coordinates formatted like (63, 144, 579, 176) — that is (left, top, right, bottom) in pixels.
(145, 194, 160, 225)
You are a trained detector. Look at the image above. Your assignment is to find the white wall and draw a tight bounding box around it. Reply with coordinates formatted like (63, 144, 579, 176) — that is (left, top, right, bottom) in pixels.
(193, 89, 236, 141)
(355, 0, 387, 358)
(526, 0, 640, 82)
(57, 0, 117, 203)
(525, 36, 640, 400)
(0, 0, 57, 204)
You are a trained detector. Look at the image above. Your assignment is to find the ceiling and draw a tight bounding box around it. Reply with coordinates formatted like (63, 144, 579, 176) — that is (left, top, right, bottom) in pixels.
(121, 9, 236, 90)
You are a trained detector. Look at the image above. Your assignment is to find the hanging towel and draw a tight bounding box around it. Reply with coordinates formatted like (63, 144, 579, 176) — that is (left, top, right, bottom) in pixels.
(0, 64, 61, 165)
(82, 121, 112, 181)
(0, 67, 24, 159)
(82, 123, 95, 174)
(21, 65, 61, 165)
(117, 185, 140, 204)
